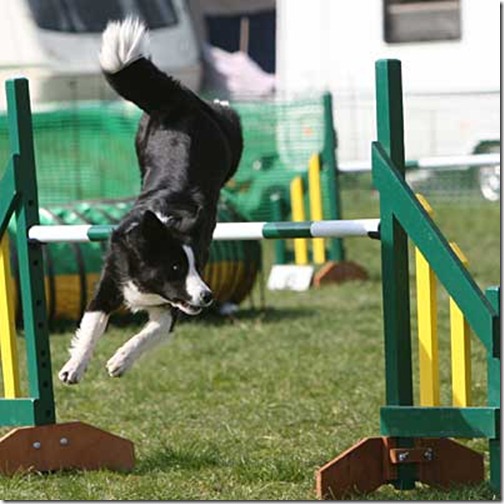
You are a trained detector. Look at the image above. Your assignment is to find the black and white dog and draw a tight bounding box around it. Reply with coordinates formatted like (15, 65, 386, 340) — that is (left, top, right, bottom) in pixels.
(59, 18, 243, 384)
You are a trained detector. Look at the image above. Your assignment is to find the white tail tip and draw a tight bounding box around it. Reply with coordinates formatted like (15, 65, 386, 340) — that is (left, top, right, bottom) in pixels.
(99, 17, 150, 74)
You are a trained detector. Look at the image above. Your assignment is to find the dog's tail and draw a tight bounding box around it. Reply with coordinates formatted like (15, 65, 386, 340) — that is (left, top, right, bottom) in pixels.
(99, 17, 192, 114)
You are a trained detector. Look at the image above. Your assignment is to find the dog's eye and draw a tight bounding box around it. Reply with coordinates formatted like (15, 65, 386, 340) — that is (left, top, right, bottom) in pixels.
(171, 263, 180, 272)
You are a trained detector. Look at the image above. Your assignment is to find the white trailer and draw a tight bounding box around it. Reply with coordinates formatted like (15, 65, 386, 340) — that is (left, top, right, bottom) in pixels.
(276, 0, 500, 165)
(0, 0, 201, 109)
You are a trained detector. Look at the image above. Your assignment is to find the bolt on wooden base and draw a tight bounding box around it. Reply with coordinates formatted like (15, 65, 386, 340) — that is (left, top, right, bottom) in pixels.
(0, 422, 135, 476)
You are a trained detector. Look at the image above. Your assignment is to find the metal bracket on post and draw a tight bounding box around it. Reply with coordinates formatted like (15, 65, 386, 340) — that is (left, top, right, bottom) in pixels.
(316, 437, 484, 500)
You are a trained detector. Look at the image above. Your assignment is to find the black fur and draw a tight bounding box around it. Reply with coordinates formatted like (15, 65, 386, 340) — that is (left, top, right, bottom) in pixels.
(90, 56, 243, 315)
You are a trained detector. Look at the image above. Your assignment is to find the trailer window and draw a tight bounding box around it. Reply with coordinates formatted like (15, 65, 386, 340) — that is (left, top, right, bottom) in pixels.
(27, 0, 178, 33)
(384, 0, 461, 43)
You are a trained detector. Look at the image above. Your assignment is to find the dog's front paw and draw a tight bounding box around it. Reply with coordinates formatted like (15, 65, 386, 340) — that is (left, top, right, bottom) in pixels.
(58, 358, 88, 385)
(106, 347, 135, 377)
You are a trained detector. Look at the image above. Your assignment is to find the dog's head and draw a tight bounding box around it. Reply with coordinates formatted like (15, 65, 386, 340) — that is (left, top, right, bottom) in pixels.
(113, 208, 212, 315)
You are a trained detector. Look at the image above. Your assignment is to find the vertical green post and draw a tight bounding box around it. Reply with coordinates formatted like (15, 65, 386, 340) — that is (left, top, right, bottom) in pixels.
(485, 286, 500, 495)
(321, 92, 345, 262)
(373, 60, 415, 489)
(7, 78, 56, 425)
(270, 192, 287, 264)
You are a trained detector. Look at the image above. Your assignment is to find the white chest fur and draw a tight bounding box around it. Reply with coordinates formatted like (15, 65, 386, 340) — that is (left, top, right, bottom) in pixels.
(122, 281, 168, 312)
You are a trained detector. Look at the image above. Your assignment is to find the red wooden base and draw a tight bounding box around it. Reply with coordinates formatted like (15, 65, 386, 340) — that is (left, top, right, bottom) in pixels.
(316, 437, 484, 499)
(313, 261, 368, 287)
(0, 421, 135, 476)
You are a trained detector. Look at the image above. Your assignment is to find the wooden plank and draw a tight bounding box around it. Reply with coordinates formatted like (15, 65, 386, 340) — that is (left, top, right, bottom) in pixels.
(415, 195, 439, 406)
(381, 406, 499, 438)
(0, 399, 37, 426)
(415, 438, 484, 488)
(316, 437, 389, 499)
(449, 242, 472, 407)
(416, 248, 439, 406)
(0, 234, 20, 398)
(313, 260, 368, 286)
(0, 421, 134, 475)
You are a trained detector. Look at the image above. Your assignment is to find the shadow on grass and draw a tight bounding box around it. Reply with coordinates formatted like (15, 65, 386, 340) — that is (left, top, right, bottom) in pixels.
(183, 306, 317, 326)
(45, 307, 315, 334)
(135, 444, 222, 474)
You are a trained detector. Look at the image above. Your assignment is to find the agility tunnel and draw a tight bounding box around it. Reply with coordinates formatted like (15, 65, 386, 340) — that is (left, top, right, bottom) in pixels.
(6, 199, 261, 325)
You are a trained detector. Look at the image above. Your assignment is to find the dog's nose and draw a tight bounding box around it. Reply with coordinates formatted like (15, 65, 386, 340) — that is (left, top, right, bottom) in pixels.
(200, 290, 213, 306)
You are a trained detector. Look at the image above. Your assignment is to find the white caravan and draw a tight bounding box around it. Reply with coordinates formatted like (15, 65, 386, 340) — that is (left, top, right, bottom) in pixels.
(276, 0, 500, 165)
(0, 0, 201, 108)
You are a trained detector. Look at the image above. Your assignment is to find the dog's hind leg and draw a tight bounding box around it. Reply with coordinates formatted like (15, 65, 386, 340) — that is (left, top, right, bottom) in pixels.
(59, 263, 122, 385)
(106, 307, 176, 378)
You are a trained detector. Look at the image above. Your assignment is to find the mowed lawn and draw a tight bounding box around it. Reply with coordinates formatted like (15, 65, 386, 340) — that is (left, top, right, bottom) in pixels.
(1, 190, 500, 500)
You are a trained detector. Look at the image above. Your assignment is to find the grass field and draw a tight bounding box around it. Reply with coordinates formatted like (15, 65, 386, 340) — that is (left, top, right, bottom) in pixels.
(0, 189, 500, 500)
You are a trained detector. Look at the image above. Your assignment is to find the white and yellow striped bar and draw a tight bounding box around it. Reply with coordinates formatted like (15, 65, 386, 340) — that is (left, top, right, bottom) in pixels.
(290, 176, 309, 265)
(415, 194, 439, 407)
(0, 234, 21, 398)
(308, 153, 326, 264)
(449, 242, 472, 407)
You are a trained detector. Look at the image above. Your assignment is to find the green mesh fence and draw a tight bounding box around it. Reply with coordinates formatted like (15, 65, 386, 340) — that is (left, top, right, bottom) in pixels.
(226, 96, 328, 221)
(0, 102, 142, 205)
(0, 95, 332, 220)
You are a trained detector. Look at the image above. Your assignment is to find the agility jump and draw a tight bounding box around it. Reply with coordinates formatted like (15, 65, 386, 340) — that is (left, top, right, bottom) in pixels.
(0, 60, 499, 499)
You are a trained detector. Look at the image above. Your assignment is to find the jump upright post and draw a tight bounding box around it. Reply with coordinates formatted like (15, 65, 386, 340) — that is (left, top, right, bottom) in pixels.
(316, 59, 500, 499)
(0, 78, 134, 475)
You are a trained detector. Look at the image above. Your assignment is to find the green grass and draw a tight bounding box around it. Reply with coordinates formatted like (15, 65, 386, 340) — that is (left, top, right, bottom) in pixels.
(0, 192, 500, 500)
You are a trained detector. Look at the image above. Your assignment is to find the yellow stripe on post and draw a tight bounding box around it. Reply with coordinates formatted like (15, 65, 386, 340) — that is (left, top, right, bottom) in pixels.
(308, 153, 326, 264)
(415, 194, 439, 406)
(416, 248, 440, 406)
(290, 176, 308, 265)
(449, 242, 472, 407)
(0, 234, 21, 398)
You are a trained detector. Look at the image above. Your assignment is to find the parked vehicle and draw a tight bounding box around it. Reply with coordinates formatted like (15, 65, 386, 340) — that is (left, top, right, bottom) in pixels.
(0, 0, 201, 108)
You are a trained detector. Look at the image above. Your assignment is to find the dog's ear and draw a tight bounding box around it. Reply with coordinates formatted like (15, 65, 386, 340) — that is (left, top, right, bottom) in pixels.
(140, 209, 166, 239)
(163, 204, 202, 234)
(112, 210, 165, 246)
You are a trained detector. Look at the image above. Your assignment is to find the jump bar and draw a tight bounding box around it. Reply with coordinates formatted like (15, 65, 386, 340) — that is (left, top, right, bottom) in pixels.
(28, 219, 381, 244)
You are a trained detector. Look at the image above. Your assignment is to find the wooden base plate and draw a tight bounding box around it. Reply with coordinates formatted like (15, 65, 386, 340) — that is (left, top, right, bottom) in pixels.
(0, 421, 134, 476)
(316, 436, 484, 499)
(313, 261, 368, 287)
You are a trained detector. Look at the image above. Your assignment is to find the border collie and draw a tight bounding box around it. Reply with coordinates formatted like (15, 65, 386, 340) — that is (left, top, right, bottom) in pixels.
(59, 18, 243, 384)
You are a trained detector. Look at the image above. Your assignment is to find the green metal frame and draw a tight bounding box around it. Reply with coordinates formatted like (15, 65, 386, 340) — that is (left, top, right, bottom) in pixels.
(0, 78, 56, 426)
(372, 59, 500, 494)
